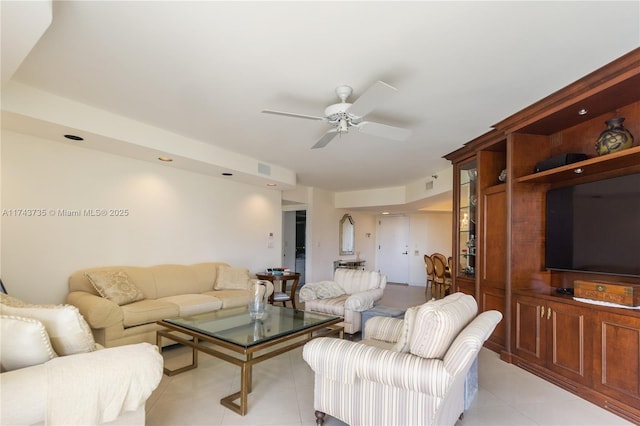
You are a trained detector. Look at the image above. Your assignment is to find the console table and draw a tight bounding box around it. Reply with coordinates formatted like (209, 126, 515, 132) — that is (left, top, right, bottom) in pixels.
(333, 260, 366, 270)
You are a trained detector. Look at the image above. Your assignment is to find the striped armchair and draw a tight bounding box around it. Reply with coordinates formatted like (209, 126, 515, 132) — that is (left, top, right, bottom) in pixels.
(300, 269, 387, 335)
(303, 293, 502, 426)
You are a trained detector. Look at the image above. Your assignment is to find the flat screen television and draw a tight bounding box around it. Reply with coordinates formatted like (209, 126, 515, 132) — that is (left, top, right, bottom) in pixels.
(545, 173, 640, 278)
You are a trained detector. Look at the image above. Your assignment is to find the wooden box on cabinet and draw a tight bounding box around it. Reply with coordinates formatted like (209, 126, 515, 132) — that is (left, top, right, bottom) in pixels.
(574, 280, 640, 307)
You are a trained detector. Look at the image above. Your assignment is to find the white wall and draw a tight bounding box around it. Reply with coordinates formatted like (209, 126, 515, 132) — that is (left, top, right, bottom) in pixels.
(306, 187, 339, 281)
(1, 130, 282, 304)
(408, 212, 453, 286)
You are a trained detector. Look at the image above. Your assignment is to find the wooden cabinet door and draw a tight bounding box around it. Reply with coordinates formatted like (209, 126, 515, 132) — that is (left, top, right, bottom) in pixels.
(480, 187, 506, 289)
(455, 277, 476, 298)
(480, 186, 506, 349)
(546, 300, 591, 385)
(480, 286, 506, 350)
(513, 295, 545, 365)
(593, 311, 640, 412)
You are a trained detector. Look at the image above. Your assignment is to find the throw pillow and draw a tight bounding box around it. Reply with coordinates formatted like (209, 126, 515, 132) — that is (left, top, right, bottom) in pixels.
(409, 293, 477, 359)
(1, 315, 57, 371)
(0, 303, 97, 356)
(85, 270, 145, 306)
(214, 266, 251, 290)
(314, 281, 347, 299)
(299, 281, 346, 302)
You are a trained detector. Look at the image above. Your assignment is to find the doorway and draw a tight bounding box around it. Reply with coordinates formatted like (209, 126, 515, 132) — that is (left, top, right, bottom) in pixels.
(283, 210, 306, 285)
(377, 215, 410, 284)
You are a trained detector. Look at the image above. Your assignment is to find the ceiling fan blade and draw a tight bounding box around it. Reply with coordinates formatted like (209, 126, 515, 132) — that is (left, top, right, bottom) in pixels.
(358, 121, 412, 141)
(311, 129, 339, 149)
(261, 109, 325, 121)
(348, 80, 397, 118)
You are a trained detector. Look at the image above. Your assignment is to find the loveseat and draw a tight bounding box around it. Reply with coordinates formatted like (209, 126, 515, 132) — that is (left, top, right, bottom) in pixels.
(300, 268, 387, 335)
(0, 294, 163, 425)
(303, 292, 502, 426)
(67, 262, 273, 347)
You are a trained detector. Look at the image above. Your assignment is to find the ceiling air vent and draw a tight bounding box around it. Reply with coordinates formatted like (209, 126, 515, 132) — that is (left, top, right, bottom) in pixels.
(425, 180, 434, 190)
(258, 163, 271, 176)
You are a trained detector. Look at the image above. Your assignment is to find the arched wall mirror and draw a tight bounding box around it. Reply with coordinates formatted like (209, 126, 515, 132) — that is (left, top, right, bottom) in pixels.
(339, 214, 355, 255)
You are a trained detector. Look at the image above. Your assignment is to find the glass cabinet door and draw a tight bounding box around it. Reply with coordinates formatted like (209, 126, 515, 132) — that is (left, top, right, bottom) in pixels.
(458, 160, 477, 278)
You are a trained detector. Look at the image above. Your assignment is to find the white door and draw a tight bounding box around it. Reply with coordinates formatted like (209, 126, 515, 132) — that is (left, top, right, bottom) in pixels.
(377, 215, 410, 283)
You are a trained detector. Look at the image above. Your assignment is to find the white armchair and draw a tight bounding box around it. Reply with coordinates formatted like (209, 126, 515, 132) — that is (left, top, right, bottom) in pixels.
(0, 294, 163, 425)
(303, 293, 502, 426)
(300, 269, 387, 335)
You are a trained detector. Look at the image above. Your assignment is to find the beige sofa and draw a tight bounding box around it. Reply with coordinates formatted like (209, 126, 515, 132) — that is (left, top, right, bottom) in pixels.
(67, 262, 272, 347)
(303, 293, 502, 426)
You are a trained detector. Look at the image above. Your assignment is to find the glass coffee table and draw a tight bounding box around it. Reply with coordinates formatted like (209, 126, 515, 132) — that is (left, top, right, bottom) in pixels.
(156, 305, 343, 415)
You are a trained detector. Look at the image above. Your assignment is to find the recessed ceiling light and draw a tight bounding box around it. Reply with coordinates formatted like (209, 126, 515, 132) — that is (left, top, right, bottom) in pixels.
(578, 108, 588, 116)
(64, 134, 84, 141)
(266, 183, 277, 187)
(382, 211, 390, 215)
(222, 172, 233, 176)
(158, 157, 173, 162)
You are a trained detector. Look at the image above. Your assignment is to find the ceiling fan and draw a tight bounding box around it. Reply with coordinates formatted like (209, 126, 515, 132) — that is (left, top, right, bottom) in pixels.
(262, 81, 412, 149)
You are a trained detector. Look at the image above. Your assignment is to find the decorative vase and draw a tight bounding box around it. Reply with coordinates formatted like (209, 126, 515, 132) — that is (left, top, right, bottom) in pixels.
(248, 280, 269, 320)
(595, 117, 634, 156)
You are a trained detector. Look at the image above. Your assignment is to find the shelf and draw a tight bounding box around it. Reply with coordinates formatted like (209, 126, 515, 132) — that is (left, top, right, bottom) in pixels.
(516, 146, 640, 184)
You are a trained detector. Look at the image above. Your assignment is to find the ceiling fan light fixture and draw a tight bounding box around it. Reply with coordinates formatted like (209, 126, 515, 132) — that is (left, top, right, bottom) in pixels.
(338, 118, 348, 133)
(262, 80, 410, 149)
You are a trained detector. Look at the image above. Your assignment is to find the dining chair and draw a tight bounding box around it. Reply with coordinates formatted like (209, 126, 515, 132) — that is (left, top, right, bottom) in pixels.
(423, 255, 435, 297)
(431, 252, 447, 266)
(432, 255, 452, 299)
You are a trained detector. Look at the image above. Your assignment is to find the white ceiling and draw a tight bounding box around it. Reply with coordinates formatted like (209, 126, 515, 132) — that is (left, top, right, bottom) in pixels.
(3, 1, 640, 209)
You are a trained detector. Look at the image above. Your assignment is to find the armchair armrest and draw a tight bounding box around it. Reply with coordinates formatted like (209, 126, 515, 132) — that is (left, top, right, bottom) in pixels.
(66, 291, 123, 329)
(356, 348, 451, 396)
(304, 338, 451, 396)
(364, 316, 404, 343)
(47, 343, 163, 425)
(344, 288, 384, 312)
(303, 337, 374, 383)
(1, 343, 163, 426)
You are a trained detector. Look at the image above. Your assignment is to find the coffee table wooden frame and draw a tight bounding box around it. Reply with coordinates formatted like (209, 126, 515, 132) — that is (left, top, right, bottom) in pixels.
(157, 316, 343, 416)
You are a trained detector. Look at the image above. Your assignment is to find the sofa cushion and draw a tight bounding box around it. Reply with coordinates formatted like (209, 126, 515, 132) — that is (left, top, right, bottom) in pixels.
(120, 299, 180, 327)
(151, 264, 203, 297)
(214, 266, 251, 290)
(334, 269, 382, 294)
(0, 301, 97, 356)
(157, 294, 223, 316)
(391, 304, 420, 353)
(202, 290, 250, 309)
(85, 270, 145, 306)
(409, 293, 477, 359)
(1, 315, 57, 371)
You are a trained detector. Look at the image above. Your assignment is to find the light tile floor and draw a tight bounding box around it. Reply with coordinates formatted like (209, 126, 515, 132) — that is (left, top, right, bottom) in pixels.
(146, 284, 633, 426)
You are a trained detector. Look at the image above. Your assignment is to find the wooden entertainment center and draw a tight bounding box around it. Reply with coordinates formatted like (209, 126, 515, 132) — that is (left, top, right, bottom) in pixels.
(445, 48, 640, 423)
